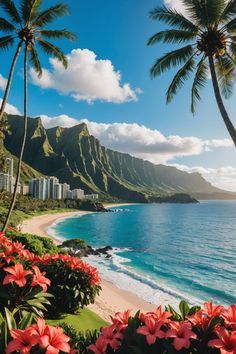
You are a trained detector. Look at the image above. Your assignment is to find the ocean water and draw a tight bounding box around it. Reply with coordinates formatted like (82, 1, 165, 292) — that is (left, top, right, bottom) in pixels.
(49, 202, 236, 307)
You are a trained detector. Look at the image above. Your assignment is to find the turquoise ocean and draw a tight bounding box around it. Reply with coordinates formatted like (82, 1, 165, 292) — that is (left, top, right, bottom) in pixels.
(49, 202, 236, 307)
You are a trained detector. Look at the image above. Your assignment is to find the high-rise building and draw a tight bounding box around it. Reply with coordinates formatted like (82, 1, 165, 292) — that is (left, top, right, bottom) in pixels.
(54, 183, 62, 200)
(62, 183, 70, 199)
(6, 158, 13, 177)
(49, 177, 59, 199)
(0, 173, 10, 191)
(72, 189, 85, 200)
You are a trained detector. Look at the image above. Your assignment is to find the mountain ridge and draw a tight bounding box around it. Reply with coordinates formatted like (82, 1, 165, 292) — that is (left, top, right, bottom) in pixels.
(2, 114, 235, 202)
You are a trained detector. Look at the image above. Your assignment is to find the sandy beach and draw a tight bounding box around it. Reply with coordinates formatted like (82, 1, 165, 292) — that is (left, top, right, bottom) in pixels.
(20, 204, 156, 322)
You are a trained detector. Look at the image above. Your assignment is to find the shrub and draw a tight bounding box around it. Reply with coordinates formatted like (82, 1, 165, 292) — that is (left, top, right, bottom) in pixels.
(6, 230, 61, 255)
(60, 323, 100, 353)
(86, 301, 236, 354)
(0, 231, 101, 353)
(37, 255, 101, 317)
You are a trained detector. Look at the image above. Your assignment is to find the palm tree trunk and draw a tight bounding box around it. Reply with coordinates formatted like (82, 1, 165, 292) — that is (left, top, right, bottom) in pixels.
(2, 46, 28, 232)
(208, 55, 236, 146)
(0, 41, 23, 120)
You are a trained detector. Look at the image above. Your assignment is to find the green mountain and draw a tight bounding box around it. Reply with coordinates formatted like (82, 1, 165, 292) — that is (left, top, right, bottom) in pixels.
(2, 114, 235, 202)
(0, 143, 41, 182)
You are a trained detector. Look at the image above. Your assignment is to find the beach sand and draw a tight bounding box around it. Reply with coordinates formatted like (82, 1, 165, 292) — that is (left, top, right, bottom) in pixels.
(20, 204, 156, 322)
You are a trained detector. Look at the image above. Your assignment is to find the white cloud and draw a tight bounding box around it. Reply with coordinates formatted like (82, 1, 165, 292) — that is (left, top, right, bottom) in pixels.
(0, 74, 7, 91)
(172, 164, 236, 192)
(0, 99, 21, 115)
(164, 0, 186, 13)
(40, 114, 233, 164)
(30, 48, 140, 104)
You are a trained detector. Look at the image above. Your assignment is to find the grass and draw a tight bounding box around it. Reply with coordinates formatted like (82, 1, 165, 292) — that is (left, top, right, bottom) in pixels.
(47, 308, 109, 332)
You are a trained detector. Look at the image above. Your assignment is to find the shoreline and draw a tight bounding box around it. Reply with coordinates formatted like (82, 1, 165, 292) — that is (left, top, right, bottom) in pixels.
(20, 203, 157, 321)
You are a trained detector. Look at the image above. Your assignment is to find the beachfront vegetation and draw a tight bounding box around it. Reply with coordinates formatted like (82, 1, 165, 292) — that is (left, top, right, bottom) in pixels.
(6, 229, 61, 255)
(0, 0, 75, 232)
(148, 0, 236, 146)
(86, 301, 236, 354)
(0, 232, 235, 353)
(0, 231, 102, 353)
(0, 191, 105, 229)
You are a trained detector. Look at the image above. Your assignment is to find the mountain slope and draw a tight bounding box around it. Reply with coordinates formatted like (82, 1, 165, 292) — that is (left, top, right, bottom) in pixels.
(3, 114, 234, 202)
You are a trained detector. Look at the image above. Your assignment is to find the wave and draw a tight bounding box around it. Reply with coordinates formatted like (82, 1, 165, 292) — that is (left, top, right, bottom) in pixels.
(85, 249, 201, 308)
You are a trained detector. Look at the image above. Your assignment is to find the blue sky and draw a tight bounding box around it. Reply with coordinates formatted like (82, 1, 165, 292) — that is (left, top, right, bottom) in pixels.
(0, 0, 236, 190)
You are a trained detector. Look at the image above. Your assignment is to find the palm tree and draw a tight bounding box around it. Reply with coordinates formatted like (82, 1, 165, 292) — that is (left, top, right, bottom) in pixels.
(148, 0, 236, 146)
(0, 0, 76, 232)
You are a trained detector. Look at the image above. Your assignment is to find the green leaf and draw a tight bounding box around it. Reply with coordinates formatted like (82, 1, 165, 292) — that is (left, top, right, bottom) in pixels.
(179, 300, 190, 319)
(0, 0, 22, 24)
(0, 17, 15, 32)
(38, 39, 68, 68)
(151, 44, 194, 77)
(32, 3, 69, 27)
(188, 305, 201, 316)
(4, 307, 16, 330)
(39, 29, 76, 41)
(207, 316, 223, 330)
(191, 57, 208, 114)
(0, 34, 14, 51)
(167, 55, 195, 103)
(148, 29, 195, 45)
(18, 312, 33, 330)
(149, 5, 199, 32)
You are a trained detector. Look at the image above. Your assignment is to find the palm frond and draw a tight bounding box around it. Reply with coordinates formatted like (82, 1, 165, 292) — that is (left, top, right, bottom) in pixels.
(225, 18, 236, 33)
(229, 40, 236, 59)
(20, 0, 42, 23)
(191, 57, 208, 114)
(0, 17, 15, 32)
(166, 55, 195, 103)
(37, 39, 67, 68)
(0, 34, 14, 51)
(147, 29, 196, 46)
(32, 3, 69, 28)
(214, 54, 235, 99)
(149, 5, 198, 32)
(151, 45, 194, 78)
(219, 0, 236, 23)
(39, 29, 76, 41)
(29, 45, 42, 77)
(182, 0, 225, 28)
(0, 0, 21, 24)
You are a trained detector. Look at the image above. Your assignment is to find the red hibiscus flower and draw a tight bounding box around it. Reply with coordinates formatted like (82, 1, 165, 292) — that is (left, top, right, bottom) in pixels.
(111, 309, 132, 332)
(222, 305, 236, 330)
(137, 317, 165, 345)
(40, 324, 71, 353)
(208, 327, 236, 354)
(166, 321, 197, 351)
(31, 266, 51, 292)
(87, 336, 108, 354)
(3, 263, 32, 287)
(203, 301, 224, 318)
(6, 328, 38, 354)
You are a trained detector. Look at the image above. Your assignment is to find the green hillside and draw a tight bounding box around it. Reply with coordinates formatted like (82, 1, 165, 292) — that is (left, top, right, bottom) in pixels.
(2, 114, 235, 202)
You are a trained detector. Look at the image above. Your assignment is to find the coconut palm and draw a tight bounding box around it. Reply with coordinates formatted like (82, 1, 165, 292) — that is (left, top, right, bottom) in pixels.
(148, 0, 236, 146)
(0, 0, 76, 232)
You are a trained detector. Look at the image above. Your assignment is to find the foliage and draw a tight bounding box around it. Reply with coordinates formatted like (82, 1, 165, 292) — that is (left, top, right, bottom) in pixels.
(6, 229, 60, 255)
(60, 322, 100, 353)
(86, 301, 236, 354)
(38, 257, 101, 317)
(0, 231, 102, 353)
(148, 0, 236, 111)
